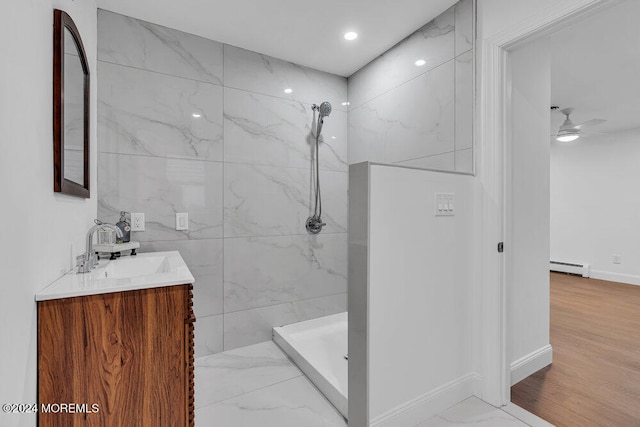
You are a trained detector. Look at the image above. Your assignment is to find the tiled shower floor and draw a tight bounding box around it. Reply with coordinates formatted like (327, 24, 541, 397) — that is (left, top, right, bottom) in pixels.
(194, 341, 533, 426)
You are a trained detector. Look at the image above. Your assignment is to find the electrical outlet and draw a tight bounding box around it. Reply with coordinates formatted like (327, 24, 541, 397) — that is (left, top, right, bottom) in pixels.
(131, 213, 145, 231)
(612, 254, 621, 264)
(176, 213, 188, 231)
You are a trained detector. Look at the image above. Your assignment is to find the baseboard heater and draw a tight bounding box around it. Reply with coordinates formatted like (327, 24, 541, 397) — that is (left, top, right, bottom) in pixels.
(550, 260, 590, 277)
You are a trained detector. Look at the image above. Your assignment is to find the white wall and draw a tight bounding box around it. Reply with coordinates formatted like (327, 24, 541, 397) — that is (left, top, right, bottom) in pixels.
(349, 163, 476, 426)
(0, 1, 97, 425)
(507, 37, 552, 383)
(551, 127, 640, 284)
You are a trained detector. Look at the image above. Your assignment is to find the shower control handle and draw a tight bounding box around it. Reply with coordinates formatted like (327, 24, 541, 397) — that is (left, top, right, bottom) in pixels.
(305, 216, 326, 234)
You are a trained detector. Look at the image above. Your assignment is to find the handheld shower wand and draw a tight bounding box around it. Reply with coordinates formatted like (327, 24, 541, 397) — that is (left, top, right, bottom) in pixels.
(307, 102, 332, 234)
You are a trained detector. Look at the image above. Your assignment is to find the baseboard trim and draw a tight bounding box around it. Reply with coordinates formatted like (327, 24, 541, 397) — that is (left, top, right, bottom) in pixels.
(370, 373, 481, 427)
(510, 345, 553, 386)
(590, 270, 640, 286)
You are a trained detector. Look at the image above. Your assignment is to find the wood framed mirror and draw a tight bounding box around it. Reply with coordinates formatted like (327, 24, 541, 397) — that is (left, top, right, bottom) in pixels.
(53, 9, 90, 198)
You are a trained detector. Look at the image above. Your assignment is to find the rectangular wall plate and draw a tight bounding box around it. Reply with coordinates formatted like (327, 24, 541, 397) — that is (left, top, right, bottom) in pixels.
(176, 213, 188, 231)
(435, 193, 455, 216)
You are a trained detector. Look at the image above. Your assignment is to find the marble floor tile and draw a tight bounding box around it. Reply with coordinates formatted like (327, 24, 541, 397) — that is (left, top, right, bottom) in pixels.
(195, 376, 346, 427)
(194, 341, 302, 408)
(416, 397, 529, 427)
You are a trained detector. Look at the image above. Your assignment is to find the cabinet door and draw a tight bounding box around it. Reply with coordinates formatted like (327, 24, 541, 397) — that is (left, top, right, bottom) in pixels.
(38, 285, 189, 426)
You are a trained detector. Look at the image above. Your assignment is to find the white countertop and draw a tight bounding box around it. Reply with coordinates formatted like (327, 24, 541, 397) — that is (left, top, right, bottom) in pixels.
(36, 251, 195, 301)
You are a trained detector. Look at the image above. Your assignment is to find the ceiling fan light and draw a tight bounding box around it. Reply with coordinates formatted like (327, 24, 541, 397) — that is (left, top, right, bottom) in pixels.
(556, 133, 580, 143)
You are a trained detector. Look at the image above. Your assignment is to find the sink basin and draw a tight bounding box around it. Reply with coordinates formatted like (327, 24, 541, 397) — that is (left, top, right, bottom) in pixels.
(102, 255, 171, 279)
(36, 251, 195, 301)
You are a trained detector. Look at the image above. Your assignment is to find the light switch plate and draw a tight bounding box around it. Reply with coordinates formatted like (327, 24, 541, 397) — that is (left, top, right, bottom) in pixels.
(435, 193, 455, 216)
(131, 213, 145, 231)
(176, 213, 188, 231)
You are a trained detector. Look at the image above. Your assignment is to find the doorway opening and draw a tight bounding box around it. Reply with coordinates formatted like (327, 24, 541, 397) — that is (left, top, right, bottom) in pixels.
(505, 1, 640, 424)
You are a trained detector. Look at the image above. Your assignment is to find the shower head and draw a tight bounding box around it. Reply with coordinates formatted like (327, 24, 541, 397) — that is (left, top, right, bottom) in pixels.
(314, 101, 332, 136)
(318, 101, 332, 118)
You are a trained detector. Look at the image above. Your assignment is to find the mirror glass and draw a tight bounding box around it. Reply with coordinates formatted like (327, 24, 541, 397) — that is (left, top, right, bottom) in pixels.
(63, 28, 85, 185)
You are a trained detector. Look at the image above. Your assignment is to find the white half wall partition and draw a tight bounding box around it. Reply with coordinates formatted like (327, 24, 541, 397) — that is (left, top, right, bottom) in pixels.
(349, 163, 477, 427)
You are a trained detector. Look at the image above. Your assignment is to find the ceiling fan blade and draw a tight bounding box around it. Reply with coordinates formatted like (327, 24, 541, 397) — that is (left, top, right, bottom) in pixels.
(574, 118, 606, 130)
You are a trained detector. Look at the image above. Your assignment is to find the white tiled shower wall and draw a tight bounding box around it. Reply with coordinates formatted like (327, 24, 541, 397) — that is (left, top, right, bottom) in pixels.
(96, 10, 348, 356)
(348, 0, 474, 172)
(97, 0, 474, 357)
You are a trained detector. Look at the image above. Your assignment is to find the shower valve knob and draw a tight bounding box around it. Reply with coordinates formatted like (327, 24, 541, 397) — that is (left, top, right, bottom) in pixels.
(305, 217, 326, 234)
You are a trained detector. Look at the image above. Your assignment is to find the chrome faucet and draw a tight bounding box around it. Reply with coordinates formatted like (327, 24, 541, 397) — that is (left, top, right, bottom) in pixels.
(77, 223, 123, 273)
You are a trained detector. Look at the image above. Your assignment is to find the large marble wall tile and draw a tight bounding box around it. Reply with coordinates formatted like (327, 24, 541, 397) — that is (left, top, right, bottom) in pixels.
(455, 149, 473, 174)
(98, 153, 223, 241)
(224, 163, 347, 237)
(141, 239, 223, 317)
(347, 109, 387, 165)
(224, 88, 347, 172)
(97, 10, 223, 85)
(224, 233, 347, 312)
(98, 62, 223, 161)
(455, 50, 473, 151)
(395, 152, 455, 170)
(195, 314, 224, 357)
(195, 341, 302, 408)
(224, 45, 348, 111)
(348, 7, 454, 110)
(349, 61, 454, 165)
(455, 0, 474, 57)
(195, 376, 346, 427)
(223, 293, 347, 350)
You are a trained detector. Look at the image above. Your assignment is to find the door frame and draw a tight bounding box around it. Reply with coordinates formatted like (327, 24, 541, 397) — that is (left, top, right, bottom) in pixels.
(478, 0, 612, 406)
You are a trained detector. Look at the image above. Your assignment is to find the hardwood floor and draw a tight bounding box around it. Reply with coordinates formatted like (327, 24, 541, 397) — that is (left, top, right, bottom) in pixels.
(511, 272, 640, 426)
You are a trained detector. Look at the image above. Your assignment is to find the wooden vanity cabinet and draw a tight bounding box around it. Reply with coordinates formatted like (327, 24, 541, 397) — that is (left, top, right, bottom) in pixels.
(38, 284, 195, 426)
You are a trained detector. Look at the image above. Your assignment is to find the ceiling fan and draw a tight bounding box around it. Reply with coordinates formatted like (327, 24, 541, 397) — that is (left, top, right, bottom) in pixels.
(551, 107, 606, 142)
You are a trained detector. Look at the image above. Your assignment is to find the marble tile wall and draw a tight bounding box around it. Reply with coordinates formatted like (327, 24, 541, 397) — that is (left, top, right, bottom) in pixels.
(97, 10, 348, 357)
(347, 0, 474, 173)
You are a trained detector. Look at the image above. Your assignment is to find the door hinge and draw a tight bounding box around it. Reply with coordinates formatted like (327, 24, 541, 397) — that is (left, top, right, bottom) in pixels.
(497, 242, 504, 253)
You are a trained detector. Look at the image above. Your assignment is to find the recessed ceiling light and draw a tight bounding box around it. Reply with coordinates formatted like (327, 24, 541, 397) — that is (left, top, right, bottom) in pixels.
(192, 113, 201, 118)
(556, 133, 579, 143)
(344, 32, 358, 41)
(331, 136, 336, 139)
(341, 101, 350, 106)
(284, 88, 293, 94)
(415, 59, 426, 66)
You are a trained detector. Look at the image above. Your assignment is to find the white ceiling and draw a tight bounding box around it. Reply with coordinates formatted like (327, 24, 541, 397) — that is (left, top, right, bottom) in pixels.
(96, 0, 458, 77)
(550, 0, 640, 136)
